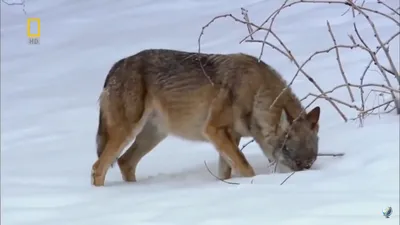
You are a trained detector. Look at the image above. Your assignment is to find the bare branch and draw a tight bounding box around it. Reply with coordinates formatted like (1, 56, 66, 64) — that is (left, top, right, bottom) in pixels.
(1, 0, 23, 5)
(240, 139, 255, 151)
(280, 171, 296, 185)
(299, 83, 400, 99)
(318, 153, 345, 157)
(305, 93, 363, 111)
(204, 161, 240, 185)
(245, 39, 290, 59)
(1, 0, 26, 14)
(241, 8, 254, 40)
(360, 100, 394, 115)
(348, 0, 400, 78)
(377, 0, 400, 16)
(255, 0, 290, 61)
(341, 0, 365, 16)
(346, 0, 400, 111)
(350, 5, 371, 111)
(360, 31, 400, 112)
(240, 0, 399, 44)
(199, 13, 347, 121)
(327, 21, 355, 102)
(382, 65, 397, 76)
(202, 0, 400, 156)
(360, 31, 400, 83)
(249, 35, 347, 121)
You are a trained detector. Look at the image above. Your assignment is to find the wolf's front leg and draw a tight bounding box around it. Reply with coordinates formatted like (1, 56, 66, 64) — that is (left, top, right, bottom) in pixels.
(204, 90, 255, 178)
(217, 133, 241, 179)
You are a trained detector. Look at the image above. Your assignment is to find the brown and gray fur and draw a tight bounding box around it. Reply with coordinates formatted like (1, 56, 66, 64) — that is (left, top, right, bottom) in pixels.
(92, 48, 321, 186)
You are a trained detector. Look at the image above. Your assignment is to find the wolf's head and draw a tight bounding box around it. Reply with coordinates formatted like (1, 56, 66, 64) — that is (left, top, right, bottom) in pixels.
(273, 106, 320, 172)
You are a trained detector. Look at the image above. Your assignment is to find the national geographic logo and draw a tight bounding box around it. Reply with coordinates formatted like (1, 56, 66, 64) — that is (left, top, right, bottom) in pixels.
(27, 18, 40, 45)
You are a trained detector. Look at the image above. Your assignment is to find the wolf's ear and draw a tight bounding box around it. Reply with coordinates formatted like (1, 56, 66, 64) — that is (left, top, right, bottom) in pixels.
(306, 106, 320, 130)
(283, 107, 294, 125)
(278, 107, 293, 132)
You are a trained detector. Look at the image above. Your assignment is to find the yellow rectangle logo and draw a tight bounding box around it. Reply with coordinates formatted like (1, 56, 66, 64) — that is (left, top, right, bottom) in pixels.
(27, 18, 40, 38)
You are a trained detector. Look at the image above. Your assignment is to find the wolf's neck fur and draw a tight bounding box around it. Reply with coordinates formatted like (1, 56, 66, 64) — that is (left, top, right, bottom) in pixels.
(261, 63, 305, 121)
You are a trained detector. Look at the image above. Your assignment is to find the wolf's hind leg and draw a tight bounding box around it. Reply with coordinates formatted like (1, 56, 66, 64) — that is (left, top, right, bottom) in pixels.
(118, 121, 167, 182)
(92, 99, 150, 187)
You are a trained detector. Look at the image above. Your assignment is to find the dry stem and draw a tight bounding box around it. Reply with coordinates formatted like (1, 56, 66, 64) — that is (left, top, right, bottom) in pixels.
(204, 161, 240, 185)
(346, 0, 400, 112)
(241, 8, 254, 40)
(1, 0, 26, 14)
(327, 21, 355, 102)
(280, 171, 296, 185)
(239, 0, 399, 44)
(318, 153, 345, 157)
(198, 13, 347, 121)
(377, 0, 400, 16)
(200, 0, 399, 174)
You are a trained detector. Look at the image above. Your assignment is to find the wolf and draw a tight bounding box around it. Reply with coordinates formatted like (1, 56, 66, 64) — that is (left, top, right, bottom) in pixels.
(92, 48, 321, 187)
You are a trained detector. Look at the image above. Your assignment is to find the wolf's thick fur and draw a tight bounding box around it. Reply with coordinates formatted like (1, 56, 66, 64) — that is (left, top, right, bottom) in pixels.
(92, 49, 321, 186)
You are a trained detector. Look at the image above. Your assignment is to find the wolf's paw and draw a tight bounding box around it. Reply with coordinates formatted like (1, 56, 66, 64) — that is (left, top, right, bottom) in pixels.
(91, 162, 105, 187)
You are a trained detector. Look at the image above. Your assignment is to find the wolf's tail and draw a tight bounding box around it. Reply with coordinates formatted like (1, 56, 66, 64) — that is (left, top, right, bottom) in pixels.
(96, 107, 108, 159)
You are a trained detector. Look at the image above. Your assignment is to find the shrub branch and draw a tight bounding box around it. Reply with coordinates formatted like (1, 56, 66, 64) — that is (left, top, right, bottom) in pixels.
(199, 0, 399, 181)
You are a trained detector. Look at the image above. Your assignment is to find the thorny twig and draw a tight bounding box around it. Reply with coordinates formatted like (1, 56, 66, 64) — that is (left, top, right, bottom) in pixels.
(201, 0, 398, 181)
(346, 0, 400, 112)
(241, 8, 254, 40)
(255, 0, 290, 61)
(350, 3, 371, 112)
(239, 0, 399, 44)
(1, 0, 26, 14)
(280, 171, 296, 185)
(318, 153, 345, 157)
(305, 93, 363, 111)
(355, 100, 395, 119)
(359, 31, 400, 112)
(377, 0, 400, 16)
(240, 139, 255, 151)
(341, 0, 365, 16)
(327, 21, 355, 102)
(299, 83, 400, 102)
(204, 161, 240, 185)
(198, 13, 347, 121)
(242, 0, 400, 101)
(244, 1, 400, 121)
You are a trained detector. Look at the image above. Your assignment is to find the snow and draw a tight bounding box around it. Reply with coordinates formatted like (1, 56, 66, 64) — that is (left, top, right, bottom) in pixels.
(1, 0, 399, 224)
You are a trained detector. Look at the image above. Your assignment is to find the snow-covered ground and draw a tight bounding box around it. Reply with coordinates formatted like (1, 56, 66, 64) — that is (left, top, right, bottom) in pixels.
(1, 0, 399, 224)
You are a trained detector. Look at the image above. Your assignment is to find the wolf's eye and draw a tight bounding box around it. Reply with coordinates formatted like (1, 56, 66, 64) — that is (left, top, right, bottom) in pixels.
(282, 145, 293, 152)
(282, 145, 289, 152)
